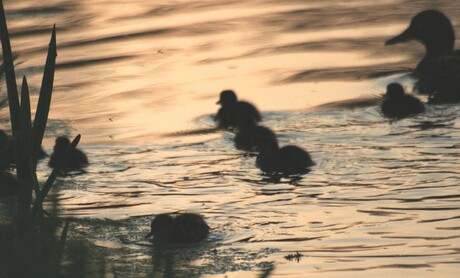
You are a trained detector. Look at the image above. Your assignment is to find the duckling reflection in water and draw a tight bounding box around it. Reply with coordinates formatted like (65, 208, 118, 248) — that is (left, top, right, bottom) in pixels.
(234, 114, 277, 152)
(145, 213, 210, 244)
(256, 136, 314, 176)
(49, 136, 88, 171)
(381, 83, 425, 119)
(386, 10, 460, 103)
(215, 90, 261, 129)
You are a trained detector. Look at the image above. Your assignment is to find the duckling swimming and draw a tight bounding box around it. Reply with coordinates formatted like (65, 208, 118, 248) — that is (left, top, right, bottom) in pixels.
(386, 10, 460, 103)
(145, 213, 210, 244)
(381, 83, 425, 119)
(215, 90, 261, 129)
(48, 136, 88, 171)
(234, 114, 277, 152)
(256, 136, 314, 176)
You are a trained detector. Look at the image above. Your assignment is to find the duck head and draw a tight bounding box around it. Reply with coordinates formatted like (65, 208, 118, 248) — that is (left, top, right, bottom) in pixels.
(216, 90, 238, 106)
(54, 136, 71, 152)
(145, 214, 174, 240)
(384, 83, 405, 100)
(386, 10, 455, 57)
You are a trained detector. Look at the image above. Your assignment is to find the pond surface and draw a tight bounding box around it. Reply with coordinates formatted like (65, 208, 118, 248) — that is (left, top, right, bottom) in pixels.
(1, 0, 460, 277)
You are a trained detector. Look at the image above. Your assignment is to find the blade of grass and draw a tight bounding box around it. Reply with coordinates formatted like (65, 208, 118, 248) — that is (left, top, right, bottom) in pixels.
(20, 76, 32, 135)
(0, 0, 24, 182)
(32, 24, 57, 165)
(0, 0, 20, 135)
(21, 76, 41, 197)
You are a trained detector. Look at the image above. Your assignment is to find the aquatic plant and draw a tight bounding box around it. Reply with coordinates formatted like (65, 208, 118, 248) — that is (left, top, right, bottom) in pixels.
(0, 0, 97, 276)
(0, 0, 80, 219)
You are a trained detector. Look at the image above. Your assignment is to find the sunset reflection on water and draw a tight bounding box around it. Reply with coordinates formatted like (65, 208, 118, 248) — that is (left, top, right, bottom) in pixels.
(1, 0, 460, 277)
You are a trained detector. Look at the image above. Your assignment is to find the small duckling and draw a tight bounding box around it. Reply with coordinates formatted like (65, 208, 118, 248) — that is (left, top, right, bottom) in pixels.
(234, 114, 277, 152)
(215, 90, 261, 129)
(381, 83, 425, 119)
(256, 137, 314, 176)
(48, 136, 88, 171)
(145, 213, 210, 244)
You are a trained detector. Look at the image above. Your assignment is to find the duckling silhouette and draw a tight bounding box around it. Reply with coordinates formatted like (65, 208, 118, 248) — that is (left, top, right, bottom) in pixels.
(215, 90, 261, 129)
(256, 136, 314, 176)
(48, 136, 88, 170)
(381, 83, 425, 119)
(234, 114, 277, 152)
(386, 10, 460, 103)
(145, 213, 210, 244)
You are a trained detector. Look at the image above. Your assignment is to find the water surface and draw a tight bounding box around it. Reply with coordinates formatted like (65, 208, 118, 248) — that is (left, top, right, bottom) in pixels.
(1, 0, 460, 277)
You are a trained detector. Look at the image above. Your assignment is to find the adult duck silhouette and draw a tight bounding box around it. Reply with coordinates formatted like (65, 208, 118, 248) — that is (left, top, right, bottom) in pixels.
(381, 83, 425, 119)
(145, 213, 210, 244)
(215, 90, 261, 129)
(386, 10, 460, 103)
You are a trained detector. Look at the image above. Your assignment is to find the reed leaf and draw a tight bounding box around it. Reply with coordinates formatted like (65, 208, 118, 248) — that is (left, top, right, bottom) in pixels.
(20, 76, 42, 198)
(32, 24, 57, 165)
(0, 0, 21, 169)
(20, 76, 32, 159)
(20, 77, 32, 134)
(0, 0, 19, 130)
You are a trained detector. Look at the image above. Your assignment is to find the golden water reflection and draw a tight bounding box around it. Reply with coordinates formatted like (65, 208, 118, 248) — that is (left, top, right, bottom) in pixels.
(1, 0, 460, 277)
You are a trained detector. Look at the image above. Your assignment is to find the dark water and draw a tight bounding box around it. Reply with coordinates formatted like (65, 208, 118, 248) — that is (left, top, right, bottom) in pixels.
(1, 0, 460, 277)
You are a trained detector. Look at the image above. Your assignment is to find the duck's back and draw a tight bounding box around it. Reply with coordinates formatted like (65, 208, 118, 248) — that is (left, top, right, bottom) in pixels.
(236, 101, 261, 122)
(277, 145, 314, 175)
(172, 213, 209, 243)
(235, 125, 276, 151)
(416, 53, 460, 103)
(404, 94, 425, 114)
(381, 95, 424, 119)
(49, 148, 88, 170)
(216, 101, 261, 129)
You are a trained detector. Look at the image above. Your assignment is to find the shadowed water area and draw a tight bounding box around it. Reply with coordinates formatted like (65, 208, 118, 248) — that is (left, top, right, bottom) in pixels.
(1, 0, 460, 277)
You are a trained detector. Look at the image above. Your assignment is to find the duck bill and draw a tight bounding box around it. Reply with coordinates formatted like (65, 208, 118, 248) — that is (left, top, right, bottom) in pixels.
(216, 100, 221, 104)
(385, 27, 413, 45)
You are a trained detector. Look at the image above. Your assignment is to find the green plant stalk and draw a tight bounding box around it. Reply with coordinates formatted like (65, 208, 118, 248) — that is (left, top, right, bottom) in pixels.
(0, 0, 20, 136)
(32, 25, 56, 167)
(0, 0, 24, 179)
(0, 0, 35, 228)
(21, 76, 42, 198)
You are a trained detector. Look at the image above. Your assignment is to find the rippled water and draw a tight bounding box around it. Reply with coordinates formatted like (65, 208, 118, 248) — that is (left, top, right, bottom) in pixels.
(1, 0, 460, 277)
